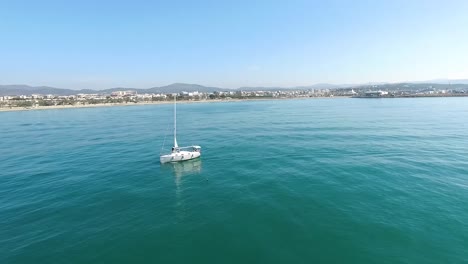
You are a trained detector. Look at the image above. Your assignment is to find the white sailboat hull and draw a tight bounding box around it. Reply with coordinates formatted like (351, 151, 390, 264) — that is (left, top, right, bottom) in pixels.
(160, 150, 201, 164)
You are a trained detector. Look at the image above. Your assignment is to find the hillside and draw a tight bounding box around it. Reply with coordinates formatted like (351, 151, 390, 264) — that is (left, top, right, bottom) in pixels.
(0, 83, 225, 96)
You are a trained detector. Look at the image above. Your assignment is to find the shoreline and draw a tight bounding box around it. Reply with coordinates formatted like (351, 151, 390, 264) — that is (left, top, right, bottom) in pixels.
(352, 94, 468, 99)
(0, 97, 346, 113)
(2, 94, 466, 112)
(0, 100, 224, 112)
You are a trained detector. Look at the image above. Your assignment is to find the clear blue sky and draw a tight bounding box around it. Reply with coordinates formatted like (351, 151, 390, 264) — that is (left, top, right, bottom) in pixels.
(1, 0, 468, 89)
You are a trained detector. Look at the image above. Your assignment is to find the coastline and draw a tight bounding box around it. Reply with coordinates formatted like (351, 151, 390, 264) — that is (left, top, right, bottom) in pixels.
(0, 97, 346, 113)
(0, 99, 244, 112)
(3, 94, 466, 112)
(352, 94, 468, 99)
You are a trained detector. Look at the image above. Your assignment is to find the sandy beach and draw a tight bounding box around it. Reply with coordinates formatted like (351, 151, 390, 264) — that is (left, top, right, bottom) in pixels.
(0, 97, 349, 113)
(0, 98, 281, 112)
(0, 100, 227, 112)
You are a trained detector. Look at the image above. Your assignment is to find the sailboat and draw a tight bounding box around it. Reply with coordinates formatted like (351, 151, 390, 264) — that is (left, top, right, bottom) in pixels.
(160, 96, 201, 163)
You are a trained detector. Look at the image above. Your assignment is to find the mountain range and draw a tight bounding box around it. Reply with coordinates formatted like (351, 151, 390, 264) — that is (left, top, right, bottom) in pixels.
(0, 83, 225, 96)
(1, 80, 468, 96)
(0, 83, 344, 96)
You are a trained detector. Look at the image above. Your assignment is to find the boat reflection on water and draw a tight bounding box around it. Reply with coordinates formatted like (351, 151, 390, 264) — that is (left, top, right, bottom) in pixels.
(161, 159, 202, 220)
(160, 158, 203, 188)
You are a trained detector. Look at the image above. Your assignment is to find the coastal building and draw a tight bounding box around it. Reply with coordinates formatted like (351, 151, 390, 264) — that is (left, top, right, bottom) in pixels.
(364, 91, 389, 97)
(111, 91, 137, 97)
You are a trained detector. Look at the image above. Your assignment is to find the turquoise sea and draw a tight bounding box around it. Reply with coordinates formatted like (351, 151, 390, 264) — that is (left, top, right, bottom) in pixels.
(1, 98, 468, 263)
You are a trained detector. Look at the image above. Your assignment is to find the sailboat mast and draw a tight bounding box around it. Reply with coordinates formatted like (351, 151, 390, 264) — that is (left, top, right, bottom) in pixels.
(174, 95, 178, 148)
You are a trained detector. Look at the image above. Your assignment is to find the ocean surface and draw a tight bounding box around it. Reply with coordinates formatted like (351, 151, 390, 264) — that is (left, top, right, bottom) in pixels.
(1, 98, 468, 263)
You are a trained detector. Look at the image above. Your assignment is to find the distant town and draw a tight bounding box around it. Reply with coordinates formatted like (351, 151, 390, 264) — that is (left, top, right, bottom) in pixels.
(1, 82, 467, 110)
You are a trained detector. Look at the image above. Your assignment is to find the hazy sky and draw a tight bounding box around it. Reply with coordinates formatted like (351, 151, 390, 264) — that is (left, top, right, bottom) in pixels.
(1, 0, 468, 89)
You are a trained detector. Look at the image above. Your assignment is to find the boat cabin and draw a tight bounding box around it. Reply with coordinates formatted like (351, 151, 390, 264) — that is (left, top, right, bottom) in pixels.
(192, 146, 201, 152)
(171, 146, 201, 153)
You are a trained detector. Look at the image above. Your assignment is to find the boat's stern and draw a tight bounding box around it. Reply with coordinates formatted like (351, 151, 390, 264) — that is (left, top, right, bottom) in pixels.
(192, 146, 202, 153)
